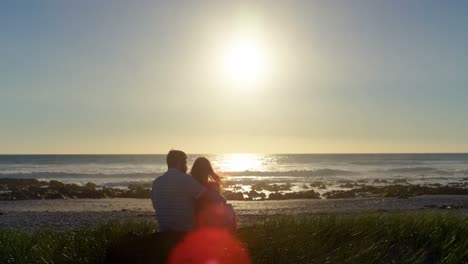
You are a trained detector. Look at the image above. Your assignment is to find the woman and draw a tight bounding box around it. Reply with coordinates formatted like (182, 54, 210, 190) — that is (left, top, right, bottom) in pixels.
(190, 157, 237, 232)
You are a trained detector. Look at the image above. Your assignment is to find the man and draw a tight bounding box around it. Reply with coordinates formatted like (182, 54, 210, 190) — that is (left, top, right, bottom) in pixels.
(106, 151, 205, 263)
(151, 150, 206, 232)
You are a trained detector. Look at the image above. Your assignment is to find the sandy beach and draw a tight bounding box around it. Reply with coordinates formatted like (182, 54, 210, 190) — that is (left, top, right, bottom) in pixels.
(1, 195, 466, 230)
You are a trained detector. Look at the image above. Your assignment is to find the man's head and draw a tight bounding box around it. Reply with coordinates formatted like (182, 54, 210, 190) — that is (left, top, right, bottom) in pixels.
(166, 150, 188, 173)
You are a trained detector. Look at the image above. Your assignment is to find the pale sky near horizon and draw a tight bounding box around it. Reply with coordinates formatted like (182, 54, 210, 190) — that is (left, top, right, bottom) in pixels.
(1, 1, 468, 154)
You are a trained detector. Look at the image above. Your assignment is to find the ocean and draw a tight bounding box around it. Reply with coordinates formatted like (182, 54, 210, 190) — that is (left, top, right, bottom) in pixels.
(1, 154, 467, 191)
(1, 154, 468, 229)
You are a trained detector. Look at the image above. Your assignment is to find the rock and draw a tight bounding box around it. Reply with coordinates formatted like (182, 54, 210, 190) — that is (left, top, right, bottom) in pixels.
(373, 179, 388, 183)
(251, 183, 292, 192)
(251, 182, 269, 191)
(439, 204, 463, 210)
(323, 191, 357, 199)
(84, 182, 97, 190)
(339, 183, 354, 188)
(46, 192, 67, 199)
(268, 190, 320, 200)
(310, 181, 324, 188)
(49, 180, 65, 189)
(247, 190, 266, 200)
(268, 192, 284, 200)
(336, 179, 353, 184)
(222, 191, 244, 200)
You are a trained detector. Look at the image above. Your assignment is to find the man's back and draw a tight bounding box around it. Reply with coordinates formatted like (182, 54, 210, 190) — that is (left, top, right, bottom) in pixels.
(152, 168, 205, 232)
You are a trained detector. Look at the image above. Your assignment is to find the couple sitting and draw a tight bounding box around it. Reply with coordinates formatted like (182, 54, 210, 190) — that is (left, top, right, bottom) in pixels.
(104, 150, 239, 263)
(151, 150, 236, 233)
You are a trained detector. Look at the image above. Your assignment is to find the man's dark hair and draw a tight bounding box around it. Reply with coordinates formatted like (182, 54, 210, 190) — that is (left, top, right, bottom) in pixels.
(166, 150, 187, 168)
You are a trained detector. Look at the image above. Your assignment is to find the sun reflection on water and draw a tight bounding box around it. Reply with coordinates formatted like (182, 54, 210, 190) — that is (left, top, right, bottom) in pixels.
(213, 153, 265, 172)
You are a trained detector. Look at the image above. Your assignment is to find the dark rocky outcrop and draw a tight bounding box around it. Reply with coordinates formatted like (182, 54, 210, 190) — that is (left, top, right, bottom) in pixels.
(267, 190, 320, 200)
(251, 183, 292, 192)
(1, 178, 466, 201)
(0, 179, 152, 200)
(222, 191, 245, 201)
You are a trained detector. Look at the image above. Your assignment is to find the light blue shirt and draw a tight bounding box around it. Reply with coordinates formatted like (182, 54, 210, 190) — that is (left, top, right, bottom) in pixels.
(151, 168, 206, 232)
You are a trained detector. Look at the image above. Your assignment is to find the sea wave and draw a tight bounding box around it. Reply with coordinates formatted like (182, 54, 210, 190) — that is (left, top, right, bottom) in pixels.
(0, 169, 358, 179)
(0, 172, 162, 179)
(224, 169, 358, 177)
(3, 166, 467, 181)
(101, 180, 153, 187)
(351, 161, 426, 166)
(385, 167, 454, 175)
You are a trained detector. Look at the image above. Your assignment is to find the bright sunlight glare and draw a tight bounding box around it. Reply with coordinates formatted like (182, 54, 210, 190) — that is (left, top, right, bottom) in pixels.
(214, 153, 264, 172)
(218, 34, 270, 86)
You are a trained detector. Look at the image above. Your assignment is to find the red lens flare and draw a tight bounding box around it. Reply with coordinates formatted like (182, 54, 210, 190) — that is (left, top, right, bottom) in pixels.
(168, 228, 250, 264)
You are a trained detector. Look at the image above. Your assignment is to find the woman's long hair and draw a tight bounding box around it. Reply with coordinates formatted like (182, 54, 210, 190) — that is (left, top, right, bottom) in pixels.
(190, 157, 222, 185)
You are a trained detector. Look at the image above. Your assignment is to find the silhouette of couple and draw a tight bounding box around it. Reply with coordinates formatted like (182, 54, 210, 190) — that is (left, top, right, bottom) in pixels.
(105, 150, 246, 263)
(151, 150, 237, 233)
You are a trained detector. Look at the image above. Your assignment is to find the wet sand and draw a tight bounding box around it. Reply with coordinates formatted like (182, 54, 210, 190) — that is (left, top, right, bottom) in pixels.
(0, 195, 466, 230)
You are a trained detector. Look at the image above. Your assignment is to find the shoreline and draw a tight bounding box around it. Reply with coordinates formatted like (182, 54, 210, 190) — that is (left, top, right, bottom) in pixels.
(1, 178, 467, 201)
(1, 195, 466, 230)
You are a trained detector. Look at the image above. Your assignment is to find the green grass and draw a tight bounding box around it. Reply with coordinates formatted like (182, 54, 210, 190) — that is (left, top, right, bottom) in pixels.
(1, 212, 467, 263)
(0, 221, 157, 264)
(238, 212, 468, 264)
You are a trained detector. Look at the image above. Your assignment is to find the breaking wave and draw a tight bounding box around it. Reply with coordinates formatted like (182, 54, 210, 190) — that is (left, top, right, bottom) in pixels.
(0, 172, 162, 179)
(385, 167, 454, 175)
(0, 169, 357, 180)
(224, 169, 358, 177)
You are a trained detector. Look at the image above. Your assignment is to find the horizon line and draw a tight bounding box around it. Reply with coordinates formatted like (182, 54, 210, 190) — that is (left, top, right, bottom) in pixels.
(1, 152, 468, 155)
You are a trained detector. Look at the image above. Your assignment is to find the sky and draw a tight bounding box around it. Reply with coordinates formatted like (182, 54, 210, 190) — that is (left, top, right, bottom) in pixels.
(1, 0, 468, 154)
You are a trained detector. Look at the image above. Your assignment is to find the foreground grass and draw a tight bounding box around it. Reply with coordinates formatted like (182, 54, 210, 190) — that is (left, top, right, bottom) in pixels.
(1, 212, 467, 263)
(237, 212, 468, 264)
(0, 221, 157, 264)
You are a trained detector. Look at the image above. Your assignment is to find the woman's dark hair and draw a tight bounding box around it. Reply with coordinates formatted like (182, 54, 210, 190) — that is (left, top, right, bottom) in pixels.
(190, 157, 222, 185)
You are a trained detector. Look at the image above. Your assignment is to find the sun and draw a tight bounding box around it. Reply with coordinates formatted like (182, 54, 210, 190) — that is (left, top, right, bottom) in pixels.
(218, 35, 269, 86)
